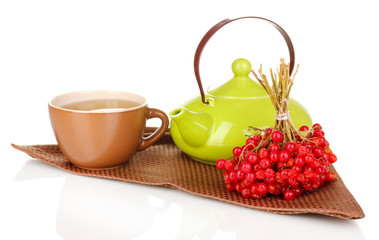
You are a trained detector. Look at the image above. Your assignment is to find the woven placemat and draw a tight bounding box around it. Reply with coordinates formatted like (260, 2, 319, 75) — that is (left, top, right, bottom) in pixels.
(12, 128, 364, 219)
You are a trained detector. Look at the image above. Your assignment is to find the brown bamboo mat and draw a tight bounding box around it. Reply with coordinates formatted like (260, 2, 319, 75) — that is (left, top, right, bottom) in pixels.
(12, 128, 364, 219)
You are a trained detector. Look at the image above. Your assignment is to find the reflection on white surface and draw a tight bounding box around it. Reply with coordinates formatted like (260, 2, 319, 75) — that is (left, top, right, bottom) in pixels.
(57, 178, 167, 239)
(15, 160, 365, 240)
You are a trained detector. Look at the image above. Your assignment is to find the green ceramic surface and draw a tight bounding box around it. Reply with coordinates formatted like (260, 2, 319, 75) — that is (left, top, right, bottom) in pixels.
(170, 59, 312, 165)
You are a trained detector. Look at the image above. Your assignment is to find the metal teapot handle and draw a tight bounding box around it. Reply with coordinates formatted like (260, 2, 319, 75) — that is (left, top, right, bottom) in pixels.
(194, 16, 295, 105)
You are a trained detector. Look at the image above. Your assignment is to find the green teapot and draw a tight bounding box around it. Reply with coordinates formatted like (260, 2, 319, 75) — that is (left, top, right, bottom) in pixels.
(169, 17, 312, 165)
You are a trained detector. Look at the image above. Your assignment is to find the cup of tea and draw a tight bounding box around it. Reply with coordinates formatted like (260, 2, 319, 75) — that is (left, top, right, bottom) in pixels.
(48, 90, 169, 169)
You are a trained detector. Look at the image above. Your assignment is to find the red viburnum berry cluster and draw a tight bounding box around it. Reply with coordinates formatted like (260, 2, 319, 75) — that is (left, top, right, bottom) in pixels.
(216, 123, 338, 200)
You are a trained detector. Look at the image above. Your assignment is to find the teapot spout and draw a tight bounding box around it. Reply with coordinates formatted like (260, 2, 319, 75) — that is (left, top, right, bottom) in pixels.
(170, 108, 212, 147)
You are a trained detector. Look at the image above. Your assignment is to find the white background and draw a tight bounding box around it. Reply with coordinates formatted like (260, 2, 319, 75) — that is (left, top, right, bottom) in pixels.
(1, 0, 378, 239)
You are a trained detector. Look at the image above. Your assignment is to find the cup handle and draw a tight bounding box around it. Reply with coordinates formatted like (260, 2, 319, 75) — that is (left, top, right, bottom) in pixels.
(138, 108, 169, 151)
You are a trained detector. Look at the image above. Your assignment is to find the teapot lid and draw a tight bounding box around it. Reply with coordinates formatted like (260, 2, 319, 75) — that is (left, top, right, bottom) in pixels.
(207, 58, 267, 98)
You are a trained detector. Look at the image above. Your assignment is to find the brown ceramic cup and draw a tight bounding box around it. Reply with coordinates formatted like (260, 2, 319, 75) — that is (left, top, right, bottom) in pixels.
(48, 90, 169, 169)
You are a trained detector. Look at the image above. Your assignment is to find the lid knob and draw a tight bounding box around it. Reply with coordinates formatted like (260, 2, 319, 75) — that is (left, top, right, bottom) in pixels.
(232, 58, 252, 77)
(207, 58, 267, 98)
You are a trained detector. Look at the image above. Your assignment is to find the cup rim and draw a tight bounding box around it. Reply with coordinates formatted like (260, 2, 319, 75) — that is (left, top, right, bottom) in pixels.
(49, 90, 148, 113)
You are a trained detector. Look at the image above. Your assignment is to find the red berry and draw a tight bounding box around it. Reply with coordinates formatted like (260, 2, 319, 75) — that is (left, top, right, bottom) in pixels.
(305, 145, 313, 153)
(289, 177, 300, 188)
(264, 128, 273, 139)
(313, 147, 324, 158)
(303, 182, 312, 191)
(312, 172, 320, 181)
(275, 172, 284, 183)
(259, 158, 271, 169)
(297, 146, 309, 156)
(247, 153, 259, 164)
(294, 156, 305, 167)
(264, 168, 275, 178)
(245, 172, 256, 182)
(250, 184, 258, 194)
(293, 188, 303, 197)
(288, 169, 298, 178)
(274, 183, 282, 195)
(269, 152, 279, 163)
(225, 183, 235, 191)
(233, 147, 242, 156)
(241, 188, 252, 198)
(299, 125, 309, 131)
(312, 181, 320, 189)
(270, 184, 282, 195)
(276, 161, 284, 170)
(328, 153, 337, 163)
(228, 171, 237, 182)
(269, 144, 280, 152)
(280, 169, 289, 179)
(258, 148, 269, 159)
(271, 130, 284, 143)
(253, 134, 263, 142)
(224, 160, 235, 172)
(320, 173, 327, 182)
(297, 173, 305, 183)
(292, 166, 302, 174)
(236, 170, 245, 180)
(216, 159, 226, 170)
(304, 154, 314, 165)
(312, 137, 323, 146)
(304, 170, 314, 179)
(285, 142, 297, 153)
(284, 190, 295, 200)
(314, 130, 325, 138)
(241, 179, 252, 188)
(246, 137, 258, 149)
(326, 171, 337, 181)
(303, 165, 313, 172)
(235, 183, 243, 192)
(255, 169, 265, 179)
(223, 174, 231, 183)
(240, 162, 252, 173)
(243, 150, 252, 157)
(312, 123, 322, 130)
(265, 176, 275, 184)
(268, 184, 279, 195)
(311, 159, 320, 169)
(316, 166, 325, 174)
(322, 153, 330, 162)
(253, 163, 261, 172)
(279, 150, 290, 163)
(257, 183, 268, 195)
(321, 138, 329, 147)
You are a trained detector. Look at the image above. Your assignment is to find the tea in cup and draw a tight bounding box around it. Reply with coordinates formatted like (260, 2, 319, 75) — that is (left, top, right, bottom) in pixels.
(48, 90, 169, 169)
